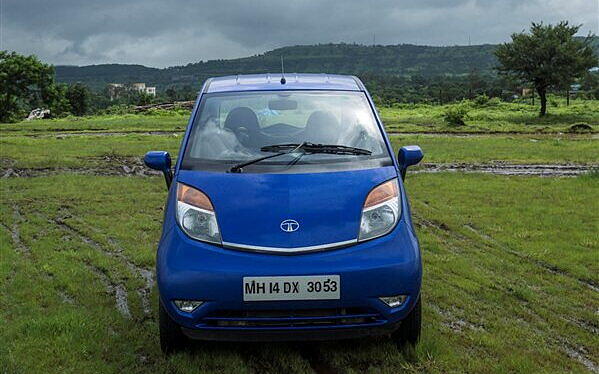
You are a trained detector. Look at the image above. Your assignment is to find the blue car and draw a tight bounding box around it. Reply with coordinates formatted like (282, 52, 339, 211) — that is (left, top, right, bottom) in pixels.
(144, 73, 424, 353)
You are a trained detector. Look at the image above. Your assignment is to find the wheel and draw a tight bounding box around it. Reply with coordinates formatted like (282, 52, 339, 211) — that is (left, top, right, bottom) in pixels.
(159, 299, 188, 354)
(391, 297, 421, 348)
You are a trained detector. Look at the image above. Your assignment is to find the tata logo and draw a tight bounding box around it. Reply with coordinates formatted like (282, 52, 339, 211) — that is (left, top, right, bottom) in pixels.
(280, 219, 299, 233)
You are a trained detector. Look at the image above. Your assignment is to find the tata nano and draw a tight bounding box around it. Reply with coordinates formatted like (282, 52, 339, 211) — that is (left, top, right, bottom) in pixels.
(144, 74, 424, 353)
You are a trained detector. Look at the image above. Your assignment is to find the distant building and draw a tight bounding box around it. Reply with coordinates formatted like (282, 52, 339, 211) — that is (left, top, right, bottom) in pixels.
(130, 82, 157, 96)
(107, 82, 156, 100)
(521, 88, 534, 97)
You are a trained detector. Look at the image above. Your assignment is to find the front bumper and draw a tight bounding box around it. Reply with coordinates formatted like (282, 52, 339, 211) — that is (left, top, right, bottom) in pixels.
(157, 220, 421, 342)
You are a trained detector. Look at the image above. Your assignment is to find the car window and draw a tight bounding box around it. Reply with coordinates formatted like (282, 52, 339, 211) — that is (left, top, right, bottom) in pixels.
(182, 90, 392, 172)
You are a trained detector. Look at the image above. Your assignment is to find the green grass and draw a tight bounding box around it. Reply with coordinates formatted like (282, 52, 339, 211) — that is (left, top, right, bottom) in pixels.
(380, 98, 599, 133)
(0, 134, 182, 168)
(0, 112, 189, 135)
(1, 110, 598, 373)
(391, 134, 599, 164)
(2, 97, 597, 136)
(1, 133, 597, 169)
(1, 173, 597, 373)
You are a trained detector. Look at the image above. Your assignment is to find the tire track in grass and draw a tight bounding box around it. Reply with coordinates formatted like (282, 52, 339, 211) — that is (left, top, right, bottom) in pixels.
(562, 343, 599, 374)
(1, 204, 80, 306)
(80, 258, 131, 318)
(106, 236, 154, 316)
(0, 204, 30, 254)
(49, 214, 154, 319)
(415, 163, 597, 177)
(416, 215, 599, 372)
(462, 223, 599, 293)
(415, 214, 598, 293)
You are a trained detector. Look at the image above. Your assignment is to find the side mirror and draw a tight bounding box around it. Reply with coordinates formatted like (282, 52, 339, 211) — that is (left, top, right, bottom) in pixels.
(398, 145, 424, 180)
(144, 151, 172, 188)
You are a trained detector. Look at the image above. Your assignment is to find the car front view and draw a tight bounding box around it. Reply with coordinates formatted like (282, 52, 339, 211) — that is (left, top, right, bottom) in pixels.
(144, 74, 424, 353)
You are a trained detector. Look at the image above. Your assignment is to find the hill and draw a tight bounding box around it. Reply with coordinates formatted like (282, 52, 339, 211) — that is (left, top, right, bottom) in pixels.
(55, 38, 599, 92)
(54, 43, 499, 91)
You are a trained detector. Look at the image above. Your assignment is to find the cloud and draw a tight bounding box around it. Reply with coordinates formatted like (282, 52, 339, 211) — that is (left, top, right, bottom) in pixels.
(1, 0, 597, 67)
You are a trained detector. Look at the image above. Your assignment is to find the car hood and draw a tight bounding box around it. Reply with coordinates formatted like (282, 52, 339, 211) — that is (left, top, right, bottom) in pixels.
(176, 167, 397, 251)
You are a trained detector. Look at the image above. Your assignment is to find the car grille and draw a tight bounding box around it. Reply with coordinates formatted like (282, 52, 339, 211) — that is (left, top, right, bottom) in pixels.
(199, 308, 386, 329)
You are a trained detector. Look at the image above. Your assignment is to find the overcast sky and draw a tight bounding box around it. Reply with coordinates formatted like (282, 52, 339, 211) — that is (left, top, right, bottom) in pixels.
(1, 0, 597, 67)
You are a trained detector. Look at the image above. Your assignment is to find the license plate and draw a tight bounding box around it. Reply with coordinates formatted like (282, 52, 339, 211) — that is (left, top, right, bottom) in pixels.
(243, 275, 340, 301)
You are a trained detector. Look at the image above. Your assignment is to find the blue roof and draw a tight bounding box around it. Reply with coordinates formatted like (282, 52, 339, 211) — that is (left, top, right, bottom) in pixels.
(204, 73, 363, 93)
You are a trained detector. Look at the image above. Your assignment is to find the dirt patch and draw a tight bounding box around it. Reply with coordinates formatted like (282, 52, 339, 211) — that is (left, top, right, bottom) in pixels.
(2, 156, 161, 178)
(417, 162, 596, 176)
(387, 130, 598, 136)
(1, 158, 595, 179)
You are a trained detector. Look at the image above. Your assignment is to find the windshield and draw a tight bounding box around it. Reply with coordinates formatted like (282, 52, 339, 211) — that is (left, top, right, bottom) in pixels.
(182, 90, 392, 172)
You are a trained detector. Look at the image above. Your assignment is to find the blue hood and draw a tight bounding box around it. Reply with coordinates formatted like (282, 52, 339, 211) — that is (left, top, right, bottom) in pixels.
(177, 167, 398, 249)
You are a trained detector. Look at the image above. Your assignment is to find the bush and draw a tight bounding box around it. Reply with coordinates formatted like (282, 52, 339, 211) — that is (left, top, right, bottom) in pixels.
(442, 104, 469, 126)
(474, 94, 490, 106)
(102, 104, 135, 115)
(487, 97, 502, 106)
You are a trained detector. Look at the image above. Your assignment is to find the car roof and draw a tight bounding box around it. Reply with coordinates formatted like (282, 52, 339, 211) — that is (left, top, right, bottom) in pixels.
(204, 73, 364, 93)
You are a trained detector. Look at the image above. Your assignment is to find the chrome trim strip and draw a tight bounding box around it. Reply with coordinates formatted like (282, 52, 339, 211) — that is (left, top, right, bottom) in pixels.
(221, 239, 358, 254)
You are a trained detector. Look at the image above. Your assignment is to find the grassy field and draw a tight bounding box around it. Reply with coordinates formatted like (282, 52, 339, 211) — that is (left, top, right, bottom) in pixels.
(1, 108, 598, 373)
(379, 98, 599, 133)
(1, 98, 597, 136)
(1, 133, 598, 169)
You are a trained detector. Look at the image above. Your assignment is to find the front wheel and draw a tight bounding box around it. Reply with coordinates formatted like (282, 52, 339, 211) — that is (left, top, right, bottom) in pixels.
(391, 297, 421, 348)
(159, 299, 188, 354)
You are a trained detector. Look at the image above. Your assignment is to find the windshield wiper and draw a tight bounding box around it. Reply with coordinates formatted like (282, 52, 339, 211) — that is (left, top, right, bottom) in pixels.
(229, 142, 371, 173)
(261, 142, 372, 156)
(229, 143, 306, 173)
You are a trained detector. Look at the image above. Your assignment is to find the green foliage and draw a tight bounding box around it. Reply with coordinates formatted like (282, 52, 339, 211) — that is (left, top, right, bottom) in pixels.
(65, 83, 91, 116)
(495, 22, 598, 116)
(442, 103, 469, 126)
(473, 94, 490, 106)
(45, 83, 71, 117)
(101, 104, 135, 115)
(0, 51, 61, 122)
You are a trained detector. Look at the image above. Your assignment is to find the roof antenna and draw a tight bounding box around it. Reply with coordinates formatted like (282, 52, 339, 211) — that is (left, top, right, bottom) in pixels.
(280, 56, 286, 84)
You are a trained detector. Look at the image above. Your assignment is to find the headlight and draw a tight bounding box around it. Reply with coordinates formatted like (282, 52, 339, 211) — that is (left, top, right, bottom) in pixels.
(359, 179, 400, 241)
(176, 183, 221, 244)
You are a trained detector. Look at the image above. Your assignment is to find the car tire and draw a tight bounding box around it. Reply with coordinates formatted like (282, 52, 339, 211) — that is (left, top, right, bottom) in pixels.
(159, 299, 187, 354)
(391, 296, 421, 348)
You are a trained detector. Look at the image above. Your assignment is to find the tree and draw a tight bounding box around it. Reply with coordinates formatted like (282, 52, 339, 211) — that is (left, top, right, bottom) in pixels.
(495, 22, 598, 116)
(165, 87, 178, 102)
(66, 83, 91, 116)
(0, 51, 71, 122)
(0, 51, 52, 121)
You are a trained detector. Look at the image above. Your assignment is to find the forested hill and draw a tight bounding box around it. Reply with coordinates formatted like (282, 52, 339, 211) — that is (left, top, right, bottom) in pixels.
(55, 39, 599, 91)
